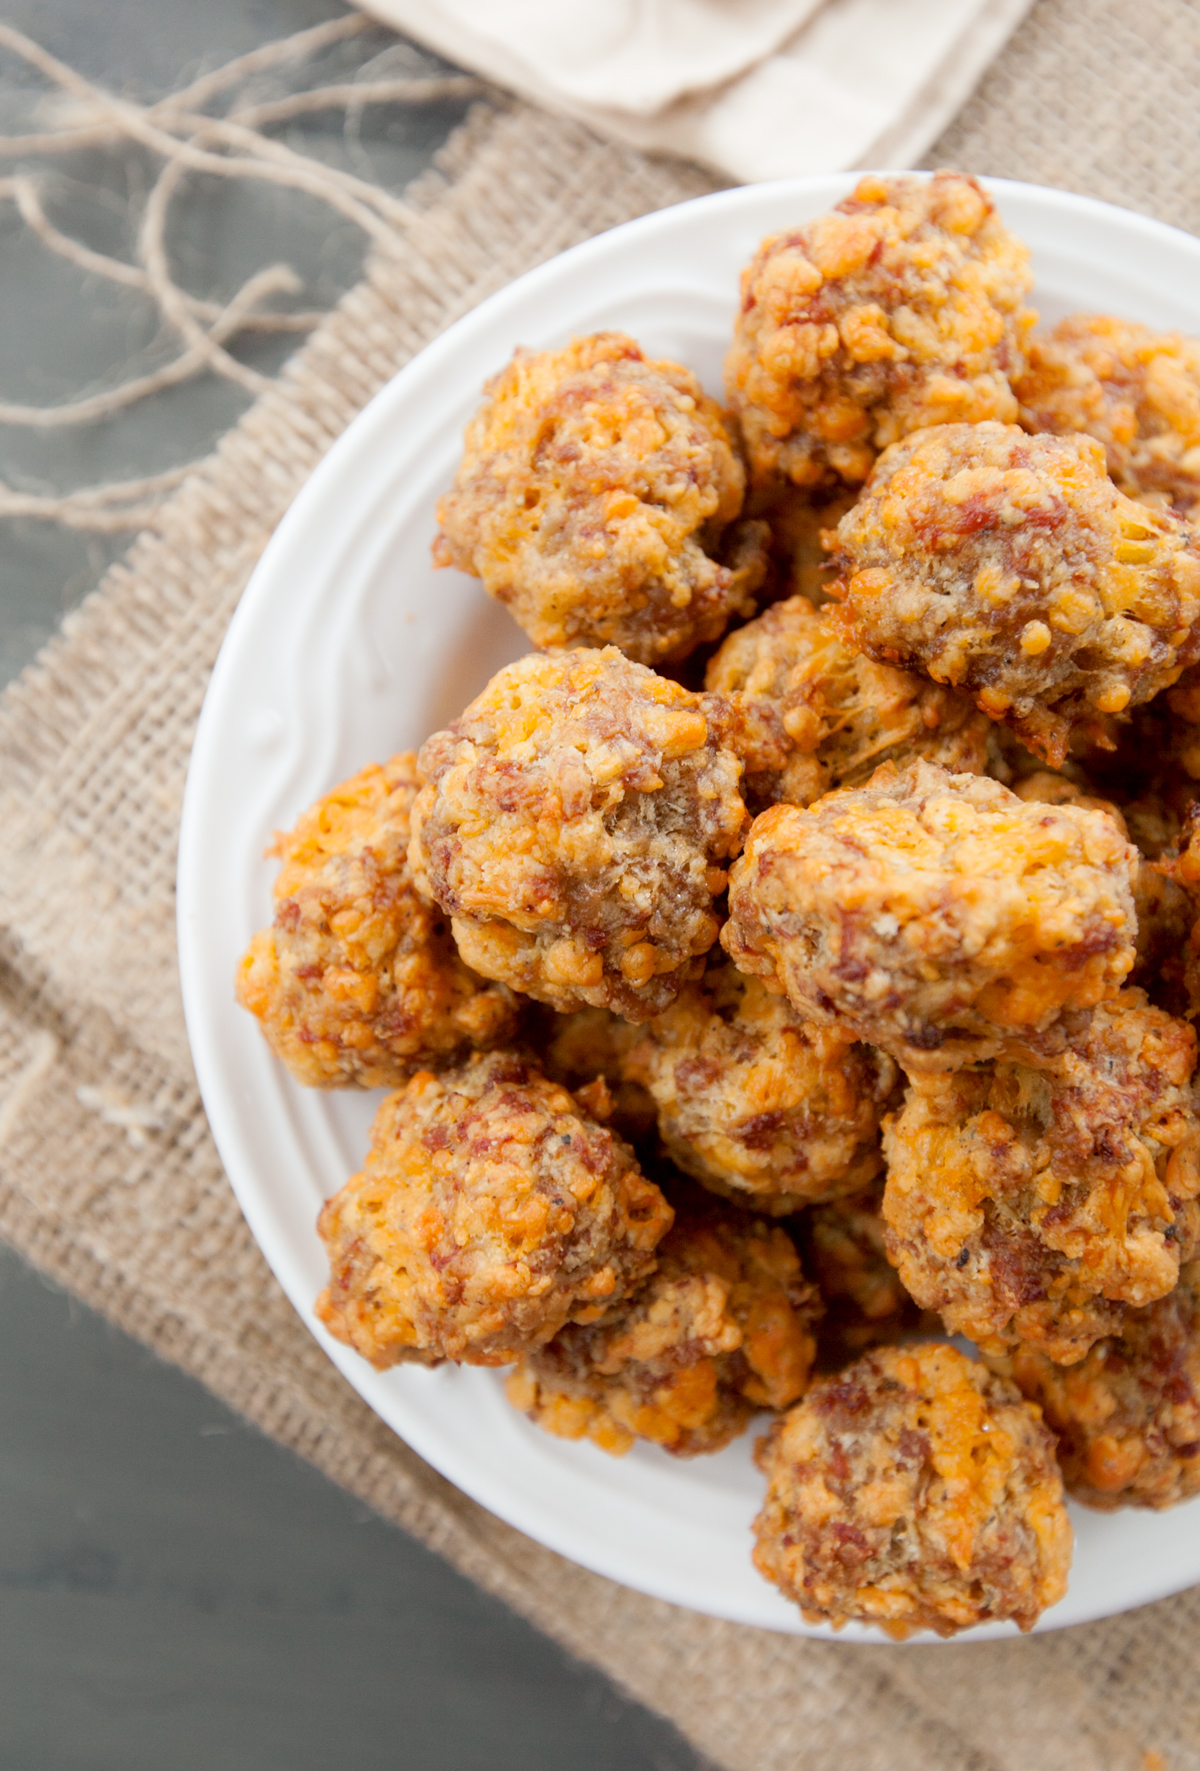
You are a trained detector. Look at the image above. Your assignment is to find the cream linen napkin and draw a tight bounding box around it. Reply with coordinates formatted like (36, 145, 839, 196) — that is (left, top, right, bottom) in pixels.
(358, 0, 1035, 180)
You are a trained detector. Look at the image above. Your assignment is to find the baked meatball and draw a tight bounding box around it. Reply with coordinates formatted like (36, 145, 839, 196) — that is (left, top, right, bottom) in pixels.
(753, 1343, 1072, 1637)
(726, 171, 1034, 494)
(723, 760, 1138, 1073)
(883, 991, 1200, 1364)
(314, 1052, 673, 1368)
(833, 422, 1200, 767)
(235, 753, 519, 1088)
(532, 1004, 656, 1146)
(623, 954, 897, 1214)
(1017, 314, 1200, 516)
(433, 332, 766, 665)
(706, 593, 992, 814)
(994, 1262, 1200, 1510)
(505, 1195, 820, 1456)
(800, 1183, 934, 1369)
(409, 648, 748, 1022)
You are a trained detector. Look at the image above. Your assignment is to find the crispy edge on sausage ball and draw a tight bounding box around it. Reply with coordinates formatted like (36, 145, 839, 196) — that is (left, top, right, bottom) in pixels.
(833, 422, 1200, 767)
(725, 171, 1035, 495)
(1017, 313, 1200, 516)
(752, 1343, 1072, 1637)
(882, 992, 1200, 1364)
(706, 592, 992, 815)
(622, 952, 898, 1214)
(991, 1261, 1200, 1510)
(505, 1193, 820, 1456)
(433, 332, 767, 665)
(235, 753, 520, 1087)
(722, 760, 1138, 1074)
(408, 648, 748, 1023)
(314, 1051, 673, 1368)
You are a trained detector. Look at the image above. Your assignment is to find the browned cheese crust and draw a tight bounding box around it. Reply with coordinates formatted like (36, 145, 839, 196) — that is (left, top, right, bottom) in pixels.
(314, 1051, 673, 1368)
(993, 1261, 1200, 1510)
(433, 332, 766, 664)
(706, 593, 992, 814)
(235, 754, 519, 1087)
(883, 992, 1200, 1364)
(725, 172, 1034, 495)
(506, 1196, 820, 1456)
(1017, 313, 1200, 516)
(623, 953, 897, 1213)
(409, 648, 748, 1022)
(799, 1183, 936, 1368)
(722, 760, 1138, 1073)
(833, 422, 1200, 767)
(752, 1343, 1072, 1637)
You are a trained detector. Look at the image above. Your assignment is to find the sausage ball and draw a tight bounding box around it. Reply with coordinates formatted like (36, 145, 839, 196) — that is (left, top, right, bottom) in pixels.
(409, 648, 748, 1022)
(883, 991, 1200, 1365)
(623, 954, 897, 1214)
(994, 1262, 1200, 1510)
(433, 332, 766, 665)
(1017, 313, 1200, 516)
(763, 487, 857, 604)
(706, 593, 992, 814)
(722, 760, 1138, 1073)
(752, 1343, 1072, 1638)
(833, 422, 1200, 767)
(314, 1051, 673, 1368)
(235, 753, 519, 1088)
(531, 1004, 656, 1146)
(799, 1183, 935, 1369)
(505, 1194, 820, 1456)
(726, 171, 1034, 494)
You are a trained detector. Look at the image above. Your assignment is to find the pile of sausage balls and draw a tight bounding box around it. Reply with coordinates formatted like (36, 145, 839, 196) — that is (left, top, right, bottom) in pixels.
(237, 171, 1200, 1640)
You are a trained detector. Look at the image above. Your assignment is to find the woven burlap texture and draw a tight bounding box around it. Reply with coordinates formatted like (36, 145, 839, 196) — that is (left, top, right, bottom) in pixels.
(4, 5, 1200, 1767)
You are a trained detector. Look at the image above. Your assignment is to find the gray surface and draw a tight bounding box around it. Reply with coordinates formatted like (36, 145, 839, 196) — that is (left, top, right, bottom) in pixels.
(0, 5, 702, 1765)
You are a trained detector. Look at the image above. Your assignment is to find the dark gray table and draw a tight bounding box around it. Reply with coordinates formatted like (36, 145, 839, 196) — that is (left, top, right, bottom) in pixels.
(0, 5, 702, 1765)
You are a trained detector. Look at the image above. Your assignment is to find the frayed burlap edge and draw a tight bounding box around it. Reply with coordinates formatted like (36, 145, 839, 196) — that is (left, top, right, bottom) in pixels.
(6, 7, 1200, 1766)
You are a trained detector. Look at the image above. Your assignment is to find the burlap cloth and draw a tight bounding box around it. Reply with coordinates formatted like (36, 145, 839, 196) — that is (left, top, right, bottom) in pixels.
(3, 3, 1200, 1766)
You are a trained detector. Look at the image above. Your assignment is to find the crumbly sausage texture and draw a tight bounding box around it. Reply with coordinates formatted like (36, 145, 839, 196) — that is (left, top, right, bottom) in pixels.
(623, 954, 897, 1213)
(235, 754, 519, 1087)
(800, 1184, 934, 1369)
(994, 1262, 1200, 1510)
(752, 1343, 1072, 1637)
(434, 332, 766, 664)
(833, 422, 1200, 766)
(706, 593, 992, 814)
(726, 172, 1034, 493)
(409, 649, 748, 1022)
(883, 992, 1200, 1364)
(722, 760, 1138, 1073)
(505, 1196, 820, 1457)
(1017, 314, 1200, 516)
(314, 1052, 673, 1368)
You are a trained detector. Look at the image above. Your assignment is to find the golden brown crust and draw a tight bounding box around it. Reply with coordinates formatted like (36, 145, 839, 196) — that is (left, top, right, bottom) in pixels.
(726, 172, 1034, 494)
(705, 594, 992, 814)
(722, 759, 1138, 1073)
(234, 754, 519, 1087)
(409, 648, 748, 1022)
(623, 954, 897, 1213)
(799, 1183, 936, 1368)
(992, 1261, 1200, 1510)
(314, 1051, 673, 1368)
(883, 992, 1200, 1363)
(506, 1195, 820, 1457)
(1017, 314, 1200, 515)
(833, 422, 1200, 767)
(752, 1343, 1072, 1637)
(434, 332, 765, 665)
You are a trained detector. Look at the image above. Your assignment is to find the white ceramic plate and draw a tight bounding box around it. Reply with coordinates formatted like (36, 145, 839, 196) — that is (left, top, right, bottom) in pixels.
(178, 174, 1200, 1640)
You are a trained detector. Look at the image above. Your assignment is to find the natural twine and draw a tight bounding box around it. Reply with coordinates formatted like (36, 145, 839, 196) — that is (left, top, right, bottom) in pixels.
(5, 3, 1200, 1769)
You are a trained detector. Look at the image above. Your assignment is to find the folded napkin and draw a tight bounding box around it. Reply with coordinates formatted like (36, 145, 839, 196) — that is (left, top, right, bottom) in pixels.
(359, 0, 1035, 181)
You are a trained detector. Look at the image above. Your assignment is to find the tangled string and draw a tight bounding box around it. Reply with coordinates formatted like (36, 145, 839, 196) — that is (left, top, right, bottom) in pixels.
(0, 16, 487, 532)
